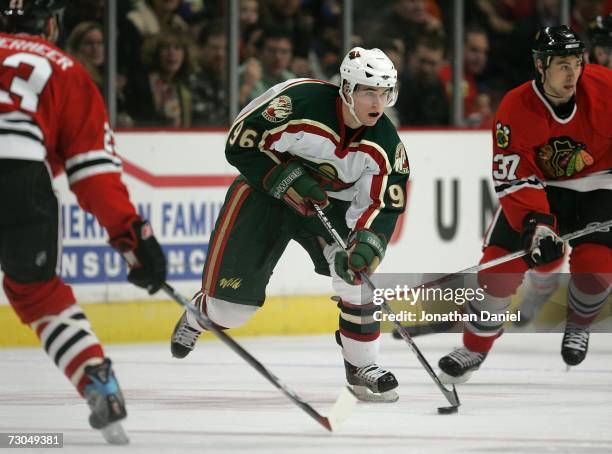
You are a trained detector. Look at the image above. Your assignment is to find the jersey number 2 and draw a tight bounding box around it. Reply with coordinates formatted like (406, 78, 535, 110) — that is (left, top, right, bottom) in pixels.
(0, 53, 52, 112)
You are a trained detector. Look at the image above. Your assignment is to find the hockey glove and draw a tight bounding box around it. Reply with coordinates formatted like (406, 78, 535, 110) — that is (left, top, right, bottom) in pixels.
(521, 212, 564, 268)
(263, 160, 329, 216)
(335, 230, 386, 285)
(109, 219, 167, 294)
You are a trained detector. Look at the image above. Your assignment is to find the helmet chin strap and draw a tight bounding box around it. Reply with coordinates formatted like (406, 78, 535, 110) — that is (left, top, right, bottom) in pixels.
(341, 90, 363, 127)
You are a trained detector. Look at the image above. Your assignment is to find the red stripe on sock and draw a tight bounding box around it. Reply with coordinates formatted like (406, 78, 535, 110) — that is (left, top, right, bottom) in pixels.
(339, 328, 380, 342)
(65, 344, 105, 396)
(463, 329, 501, 354)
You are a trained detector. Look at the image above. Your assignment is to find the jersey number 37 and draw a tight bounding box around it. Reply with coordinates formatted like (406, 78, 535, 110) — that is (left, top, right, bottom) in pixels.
(492, 153, 520, 180)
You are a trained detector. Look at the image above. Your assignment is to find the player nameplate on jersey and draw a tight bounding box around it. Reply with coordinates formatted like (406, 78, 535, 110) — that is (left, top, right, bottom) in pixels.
(495, 121, 511, 149)
(536, 136, 594, 178)
(393, 143, 410, 175)
(262, 95, 293, 123)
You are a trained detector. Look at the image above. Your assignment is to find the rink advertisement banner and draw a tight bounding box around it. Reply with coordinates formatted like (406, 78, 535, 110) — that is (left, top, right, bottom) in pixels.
(0, 130, 500, 304)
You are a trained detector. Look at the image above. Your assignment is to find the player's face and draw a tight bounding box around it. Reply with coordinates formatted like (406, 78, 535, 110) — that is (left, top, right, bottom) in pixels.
(542, 55, 583, 101)
(352, 86, 390, 126)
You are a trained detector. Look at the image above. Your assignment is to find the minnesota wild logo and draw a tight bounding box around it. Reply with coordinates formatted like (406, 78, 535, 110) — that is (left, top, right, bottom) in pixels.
(393, 142, 410, 175)
(262, 95, 292, 123)
(495, 121, 511, 149)
(536, 136, 594, 178)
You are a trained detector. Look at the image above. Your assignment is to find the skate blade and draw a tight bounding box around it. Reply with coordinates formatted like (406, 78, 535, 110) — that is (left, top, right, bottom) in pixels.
(351, 385, 399, 403)
(438, 370, 473, 385)
(99, 421, 129, 445)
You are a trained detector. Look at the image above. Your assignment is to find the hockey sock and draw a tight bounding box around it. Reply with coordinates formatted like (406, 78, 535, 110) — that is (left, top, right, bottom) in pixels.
(463, 291, 509, 354)
(338, 300, 380, 367)
(30, 305, 105, 396)
(568, 244, 612, 326)
(567, 277, 611, 326)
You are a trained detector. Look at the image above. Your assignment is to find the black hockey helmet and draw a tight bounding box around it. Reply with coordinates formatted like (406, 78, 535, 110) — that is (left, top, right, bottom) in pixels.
(532, 25, 585, 59)
(0, 0, 66, 34)
(532, 26, 585, 82)
(587, 14, 612, 48)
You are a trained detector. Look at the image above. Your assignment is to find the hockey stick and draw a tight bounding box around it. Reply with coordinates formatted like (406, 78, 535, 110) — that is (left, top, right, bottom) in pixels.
(162, 283, 356, 432)
(412, 218, 612, 292)
(312, 204, 460, 412)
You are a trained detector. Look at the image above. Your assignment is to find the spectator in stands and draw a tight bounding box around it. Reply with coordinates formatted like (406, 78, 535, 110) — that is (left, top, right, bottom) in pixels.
(260, 0, 313, 77)
(375, 0, 443, 58)
(396, 33, 449, 126)
(306, 0, 343, 80)
(60, 0, 106, 44)
(191, 21, 229, 126)
(240, 0, 262, 61)
(66, 21, 105, 94)
(439, 25, 491, 127)
(120, 0, 189, 82)
(239, 30, 296, 106)
(572, 0, 610, 37)
(503, 0, 561, 88)
(124, 31, 195, 127)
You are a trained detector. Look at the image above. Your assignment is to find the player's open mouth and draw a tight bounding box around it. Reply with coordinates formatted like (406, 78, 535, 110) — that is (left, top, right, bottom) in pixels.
(368, 112, 379, 118)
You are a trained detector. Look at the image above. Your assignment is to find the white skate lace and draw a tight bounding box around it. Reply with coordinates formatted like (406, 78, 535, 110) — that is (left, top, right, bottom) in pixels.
(447, 347, 484, 368)
(354, 364, 389, 384)
(563, 324, 589, 352)
(173, 318, 201, 348)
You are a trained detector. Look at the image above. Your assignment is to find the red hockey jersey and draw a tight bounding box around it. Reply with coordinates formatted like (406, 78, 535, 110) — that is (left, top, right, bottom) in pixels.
(0, 32, 136, 236)
(491, 64, 612, 231)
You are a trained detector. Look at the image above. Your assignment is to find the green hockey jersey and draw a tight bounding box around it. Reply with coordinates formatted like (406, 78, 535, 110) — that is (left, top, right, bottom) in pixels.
(225, 78, 409, 241)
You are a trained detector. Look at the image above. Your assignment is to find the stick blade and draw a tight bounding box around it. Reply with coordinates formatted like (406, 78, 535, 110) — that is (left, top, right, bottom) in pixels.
(327, 386, 358, 431)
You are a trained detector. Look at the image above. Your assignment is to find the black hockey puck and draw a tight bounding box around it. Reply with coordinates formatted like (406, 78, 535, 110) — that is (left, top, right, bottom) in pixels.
(437, 406, 458, 415)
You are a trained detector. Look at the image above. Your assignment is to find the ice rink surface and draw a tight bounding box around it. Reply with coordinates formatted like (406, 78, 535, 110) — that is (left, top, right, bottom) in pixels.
(1, 333, 611, 453)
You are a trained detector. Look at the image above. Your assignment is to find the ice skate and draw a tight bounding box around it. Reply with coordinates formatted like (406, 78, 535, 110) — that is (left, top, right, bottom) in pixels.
(84, 358, 129, 445)
(561, 322, 589, 366)
(344, 361, 399, 402)
(438, 347, 486, 384)
(170, 310, 205, 358)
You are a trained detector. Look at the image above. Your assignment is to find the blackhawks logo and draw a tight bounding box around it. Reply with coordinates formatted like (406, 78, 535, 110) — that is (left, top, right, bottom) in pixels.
(262, 95, 292, 123)
(495, 121, 511, 149)
(536, 136, 594, 179)
(393, 142, 410, 175)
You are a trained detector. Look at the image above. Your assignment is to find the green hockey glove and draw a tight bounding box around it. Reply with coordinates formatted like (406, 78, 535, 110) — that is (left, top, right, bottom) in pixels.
(335, 230, 386, 285)
(263, 160, 329, 216)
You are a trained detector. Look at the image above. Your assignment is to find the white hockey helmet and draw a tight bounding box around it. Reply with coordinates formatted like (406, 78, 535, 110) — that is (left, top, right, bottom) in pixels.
(339, 47, 398, 113)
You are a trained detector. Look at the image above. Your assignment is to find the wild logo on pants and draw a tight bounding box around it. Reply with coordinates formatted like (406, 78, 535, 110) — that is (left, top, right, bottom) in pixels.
(219, 278, 243, 290)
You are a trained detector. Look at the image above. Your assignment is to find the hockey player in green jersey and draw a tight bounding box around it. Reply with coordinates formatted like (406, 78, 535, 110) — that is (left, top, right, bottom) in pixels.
(171, 47, 409, 402)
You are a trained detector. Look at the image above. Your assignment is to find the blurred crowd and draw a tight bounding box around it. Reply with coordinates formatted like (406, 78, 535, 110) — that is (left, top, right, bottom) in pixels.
(59, 0, 612, 128)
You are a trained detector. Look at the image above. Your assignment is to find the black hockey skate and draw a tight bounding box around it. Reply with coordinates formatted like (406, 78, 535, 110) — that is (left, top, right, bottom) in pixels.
(84, 358, 129, 445)
(344, 361, 399, 402)
(438, 347, 486, 384)
(171, 312, 203, 358)
(561, 322, 589, 366)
